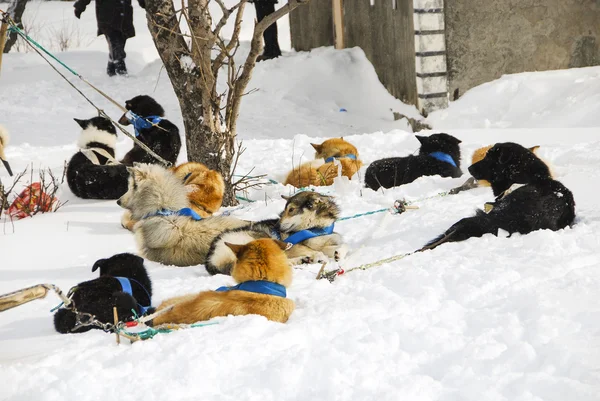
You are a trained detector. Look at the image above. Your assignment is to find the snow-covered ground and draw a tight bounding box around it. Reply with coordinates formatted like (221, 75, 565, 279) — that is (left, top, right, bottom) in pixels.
(1, 2, 599, 401)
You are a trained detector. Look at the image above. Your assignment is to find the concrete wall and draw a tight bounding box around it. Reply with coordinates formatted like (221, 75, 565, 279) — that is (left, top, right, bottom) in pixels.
(445, 0, 600, 98)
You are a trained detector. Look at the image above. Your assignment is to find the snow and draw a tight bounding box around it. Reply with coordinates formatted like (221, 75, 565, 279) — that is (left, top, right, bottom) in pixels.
(1, 2, 600, 401)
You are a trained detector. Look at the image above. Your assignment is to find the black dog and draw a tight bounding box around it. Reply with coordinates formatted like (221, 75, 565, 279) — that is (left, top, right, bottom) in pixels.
(66, 117, 130, 200)
(53, 253, 153, 334)
(422, 143, 575, 250)
(118, 95, 181, 166)
(364, 133, 463, 191)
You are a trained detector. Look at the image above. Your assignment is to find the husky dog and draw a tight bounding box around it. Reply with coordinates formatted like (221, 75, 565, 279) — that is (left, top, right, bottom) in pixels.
(423, 142, 575, 251)
(0, 125, 13, 176)
(118, 95, 181, 166)
(121, 161, 225, 231)
(117, 163, 248, 267)
(206, 191, 347, 275)
(66, 117, 129, 199)
(364, 133, 463, 191)
(152, 239, 295, 325)
(54, 253, 152, 333)
(450, 145, 548, 194)
(284, 138, 363, 188)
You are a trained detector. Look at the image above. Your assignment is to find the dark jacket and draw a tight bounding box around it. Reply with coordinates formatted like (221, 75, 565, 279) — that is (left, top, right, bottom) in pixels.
(74, 0, 145, 38)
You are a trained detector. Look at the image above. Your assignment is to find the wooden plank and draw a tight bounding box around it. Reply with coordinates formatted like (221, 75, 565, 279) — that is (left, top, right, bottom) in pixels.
(332, 0, 344, 49)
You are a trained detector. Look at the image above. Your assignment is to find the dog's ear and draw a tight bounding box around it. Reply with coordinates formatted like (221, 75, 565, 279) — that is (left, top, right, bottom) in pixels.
(529, 145, 540, 154)
(73, 118, 87, 129)
(225, 242, 245, 256)
(274, 239, 292, 251)
(281, 195, 291, 201)
(340, 136, 344, 140)
(498, 148, 513, 165)
(91, 259, 105, 273)
(415, 135, 427, 145)
(127, 166, 146, 181)
(451, 136, 462, 144)
(311, 143, 323, 153)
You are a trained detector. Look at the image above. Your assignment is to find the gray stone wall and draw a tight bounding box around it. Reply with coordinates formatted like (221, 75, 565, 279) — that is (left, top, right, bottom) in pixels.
(445, 0, 600, 98)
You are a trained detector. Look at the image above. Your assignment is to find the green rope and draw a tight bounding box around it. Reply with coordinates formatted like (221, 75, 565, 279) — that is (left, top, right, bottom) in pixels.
(119, 322, 219, 340)
(7, 25, 79, 76)
(235, 195, 256, 203)
(337, 208, 389, 221)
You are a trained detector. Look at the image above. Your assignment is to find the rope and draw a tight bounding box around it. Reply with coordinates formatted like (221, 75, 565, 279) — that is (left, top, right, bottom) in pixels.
(317, 251, 413, 282)
(1, 14, 171, 167)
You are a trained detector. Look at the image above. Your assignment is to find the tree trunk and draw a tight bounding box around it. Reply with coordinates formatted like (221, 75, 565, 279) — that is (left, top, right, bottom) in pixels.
(145, 0, 237, 206)
(3, 0, 29, 54)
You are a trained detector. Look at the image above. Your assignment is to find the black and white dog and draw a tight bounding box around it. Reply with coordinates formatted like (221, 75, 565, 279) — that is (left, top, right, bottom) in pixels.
(364, 133, 463, 191)
(66, 116, 129, 199)
(53, 253, 153, 334)
(422, 142, 576, 250)
(118, 95, 181, 166)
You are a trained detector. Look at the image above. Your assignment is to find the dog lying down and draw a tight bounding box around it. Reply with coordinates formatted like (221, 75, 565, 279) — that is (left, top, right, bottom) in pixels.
(151, 239, 295, 326)
(53, 253, 153, 333)
(118, 163, 348, 269)
(423, 142, 575, 251)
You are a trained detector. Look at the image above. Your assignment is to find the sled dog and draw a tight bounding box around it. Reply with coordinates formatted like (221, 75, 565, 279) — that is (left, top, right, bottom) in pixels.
(364, 133, 463, 191)
(423, 142, 575, 251)
(205, 190, 347, 275)
(151, 239, 295, 325)
(117, 163, 247, 267)
(0, 125, 13, 176)
(284, 138, 363, 188)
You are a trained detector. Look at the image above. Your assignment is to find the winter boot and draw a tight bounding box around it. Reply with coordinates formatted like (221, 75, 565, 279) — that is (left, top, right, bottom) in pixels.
(107, 61, 116, 77)
(114, 59, 128, 77)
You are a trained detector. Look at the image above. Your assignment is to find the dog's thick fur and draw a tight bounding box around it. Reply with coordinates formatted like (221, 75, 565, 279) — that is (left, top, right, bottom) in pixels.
(364, 133, 463, 191)
(171, 162, 224, 217)
(423, 142, 575, 250)
(53, 253, 152, 333)
(118, 163, 248, 267)
(66, 117, 129, 199)
(284, 138, 363, 188)
(118, 95, 182, 166)
(152, 239, 295, 325)
(205, 191, 347, 275)
(121, 161, 225, 231)
(0, 125, 13, 176)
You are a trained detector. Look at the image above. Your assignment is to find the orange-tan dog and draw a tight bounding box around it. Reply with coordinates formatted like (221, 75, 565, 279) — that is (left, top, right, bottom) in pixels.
(151, 239, 295, 325)
(451, 145, 546, 194)
(121, 161, 224, 231)
(284, 138, 363, 188)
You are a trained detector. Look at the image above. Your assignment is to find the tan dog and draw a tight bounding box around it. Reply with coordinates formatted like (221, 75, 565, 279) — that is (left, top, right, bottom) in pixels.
(152, 239, 295, 325)
(170, 162, 224, 217)
(121, 161, 225, 231)
(451, 145, 546, 194)
(117, 163, 248, 266)
(0, 125, 13, 176)
(284, 138, 363, 188)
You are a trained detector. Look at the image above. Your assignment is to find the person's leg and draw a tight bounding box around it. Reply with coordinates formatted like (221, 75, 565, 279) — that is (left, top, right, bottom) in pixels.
(111, 31, 128, 76)
(254, 1, 281, 61)
(105, 32, 116, 77)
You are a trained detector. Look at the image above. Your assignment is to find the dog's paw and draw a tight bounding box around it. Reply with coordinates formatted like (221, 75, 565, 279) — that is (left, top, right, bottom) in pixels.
(300, 251, 328, 264)
(334, 244, 349, 262)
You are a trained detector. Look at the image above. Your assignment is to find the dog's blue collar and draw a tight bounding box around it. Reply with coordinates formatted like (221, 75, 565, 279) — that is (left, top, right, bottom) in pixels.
(126, 111, 162, 137)
(215, 280, 286, 298)
(143, 207, 202, 220)
(428, 152, 457, 168)
(324, 154, 357, 163)
(272, 223, 335, 246)
(115, 277, 152, 315)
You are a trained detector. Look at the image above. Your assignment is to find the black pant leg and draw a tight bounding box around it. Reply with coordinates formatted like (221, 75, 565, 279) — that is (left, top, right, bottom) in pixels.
(254, 2, 281, 56)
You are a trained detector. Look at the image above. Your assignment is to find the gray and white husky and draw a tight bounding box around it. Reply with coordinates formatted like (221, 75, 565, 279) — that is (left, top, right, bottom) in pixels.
(205, 191, 348, 275)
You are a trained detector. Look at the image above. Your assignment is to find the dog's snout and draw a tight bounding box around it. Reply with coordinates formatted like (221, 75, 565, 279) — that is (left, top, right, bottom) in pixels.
(118, 113, 130, 126)
(116, 198, 122, 206)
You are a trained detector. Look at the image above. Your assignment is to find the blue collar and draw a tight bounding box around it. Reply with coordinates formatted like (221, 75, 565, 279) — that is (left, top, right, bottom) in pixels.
(324, 154, 357, 163)
(215, 280, 286, 298)
(115, 277, 152, 315)
(126, 111, 163, 137)
(428, 152, 457, 168)
(272, 223, 335, 245)
(143, 207, 202, 220)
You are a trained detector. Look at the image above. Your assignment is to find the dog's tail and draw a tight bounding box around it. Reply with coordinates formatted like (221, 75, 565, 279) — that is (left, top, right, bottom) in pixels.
(420, 211, 497, 252)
